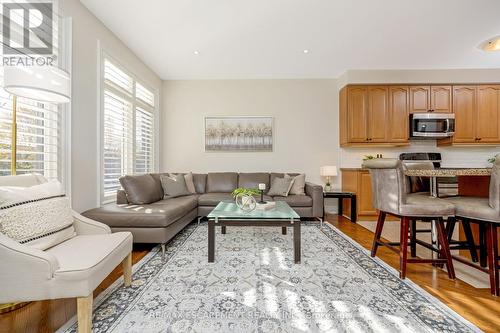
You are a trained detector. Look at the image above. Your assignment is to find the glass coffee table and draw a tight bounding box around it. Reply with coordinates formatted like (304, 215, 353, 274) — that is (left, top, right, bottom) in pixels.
(207, 201, 302, 263)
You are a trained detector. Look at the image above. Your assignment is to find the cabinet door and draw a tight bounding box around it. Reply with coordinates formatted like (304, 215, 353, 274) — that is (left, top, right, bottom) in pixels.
(409, 86, 431, 113)
(388, 86, 409, 143)
(367, 86, 389, 142)
(431, 86, 453, 113)
(476, 85, 500, 143)
(347, 86, 368, 142)
(452, 86, 476, 143)
(358, 171, 377, 216)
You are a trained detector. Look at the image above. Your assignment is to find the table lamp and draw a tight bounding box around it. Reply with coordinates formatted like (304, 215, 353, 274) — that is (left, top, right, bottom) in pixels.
(320, 165, 337, 192)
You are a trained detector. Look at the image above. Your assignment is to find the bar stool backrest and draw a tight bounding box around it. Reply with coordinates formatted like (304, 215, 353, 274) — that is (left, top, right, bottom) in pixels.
(402, 161, 434, 194)
(490, 158, 500, 213)
(362, 158, 406, 216)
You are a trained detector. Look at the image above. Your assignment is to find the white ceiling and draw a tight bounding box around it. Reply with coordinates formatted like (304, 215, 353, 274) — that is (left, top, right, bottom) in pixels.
(80, 0, 500, 80)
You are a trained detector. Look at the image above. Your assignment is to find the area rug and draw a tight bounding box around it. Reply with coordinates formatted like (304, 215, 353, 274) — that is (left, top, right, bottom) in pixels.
(58, 222, 480, 333)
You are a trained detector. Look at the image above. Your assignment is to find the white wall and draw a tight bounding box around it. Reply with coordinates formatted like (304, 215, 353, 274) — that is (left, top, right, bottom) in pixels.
(161, 80, 339, 188)
(339, 69, 500, 169)
(60, 0, 162, 212)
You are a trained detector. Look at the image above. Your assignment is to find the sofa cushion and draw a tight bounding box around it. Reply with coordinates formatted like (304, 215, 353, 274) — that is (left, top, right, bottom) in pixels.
(0, 196, 75, 250)
(160, 174, 191, 198)
(238, 173, 270, 190)
(270, 172, 299, 185)
(286, 173, 306, 196)
(267, 176, 294, 197)
(198, 193, 234, 206)
(119, 174, 163, 204)
(273, 195, 313, 207)
(206, 173, 238, 193)
(48, 232, 132, 279)
(83, 195, 198, 228)
(193, 173, 207, 193)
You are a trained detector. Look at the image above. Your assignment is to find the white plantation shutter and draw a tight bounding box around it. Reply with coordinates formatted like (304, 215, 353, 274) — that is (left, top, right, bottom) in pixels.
(101, 55, 156, 203)
(135, 107, 154, 173)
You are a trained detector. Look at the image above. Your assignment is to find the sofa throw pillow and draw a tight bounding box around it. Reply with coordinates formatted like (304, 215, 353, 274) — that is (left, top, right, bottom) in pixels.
(120, 174, 163, 205)
(267, 176, 295, 197)
(0, 196, 75, 250)
(170, 172, 196, 194)
(160, 174, 191, 198)
(0, 179, 63, 208)
(285, 173, 306, 195)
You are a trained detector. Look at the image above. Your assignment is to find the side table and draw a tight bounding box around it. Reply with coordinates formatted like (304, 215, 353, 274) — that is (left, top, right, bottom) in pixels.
(323, 192, 357, 223)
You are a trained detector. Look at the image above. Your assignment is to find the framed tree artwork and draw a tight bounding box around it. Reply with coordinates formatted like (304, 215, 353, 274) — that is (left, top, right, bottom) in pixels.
(205, 116, 273, 152)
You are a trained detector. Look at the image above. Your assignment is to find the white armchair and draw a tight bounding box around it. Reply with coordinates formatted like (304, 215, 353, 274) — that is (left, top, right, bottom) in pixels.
(0, 174, 133, 333)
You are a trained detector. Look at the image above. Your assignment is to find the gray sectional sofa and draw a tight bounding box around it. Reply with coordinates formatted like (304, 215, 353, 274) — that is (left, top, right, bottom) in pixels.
(83, 172, 323, 249)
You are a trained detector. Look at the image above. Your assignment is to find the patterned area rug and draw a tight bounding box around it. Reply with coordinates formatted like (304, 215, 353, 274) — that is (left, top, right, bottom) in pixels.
(59, 222, 479, 333)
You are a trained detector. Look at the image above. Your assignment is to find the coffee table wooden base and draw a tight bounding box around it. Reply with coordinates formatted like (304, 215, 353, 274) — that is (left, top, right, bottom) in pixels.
(207, 218, 301, 263)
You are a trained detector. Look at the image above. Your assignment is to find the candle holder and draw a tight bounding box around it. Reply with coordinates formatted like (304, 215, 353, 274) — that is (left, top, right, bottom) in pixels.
(258, 183, 267, 204)
(259, 189, 267, 204)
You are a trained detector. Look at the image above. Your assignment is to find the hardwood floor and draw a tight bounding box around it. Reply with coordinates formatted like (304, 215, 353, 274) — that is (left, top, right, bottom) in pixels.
(328, 215, 500, 333)
(1, 217, 499, 333)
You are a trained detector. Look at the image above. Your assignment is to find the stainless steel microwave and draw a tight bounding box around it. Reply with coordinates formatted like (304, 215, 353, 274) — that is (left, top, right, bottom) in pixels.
(410, 113, 455, 138)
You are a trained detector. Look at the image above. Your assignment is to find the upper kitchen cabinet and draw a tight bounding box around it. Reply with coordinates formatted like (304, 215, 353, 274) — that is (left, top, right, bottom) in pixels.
(476, 85, 500, 143)
(410, 85, 452, 113)
(438, 85, 500, 146)
(388, 86, 410, 143)
(340, 85, 408, 147)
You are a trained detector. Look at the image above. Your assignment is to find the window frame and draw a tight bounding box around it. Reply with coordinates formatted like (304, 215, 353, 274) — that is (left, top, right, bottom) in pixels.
(99, 49, 158, 204)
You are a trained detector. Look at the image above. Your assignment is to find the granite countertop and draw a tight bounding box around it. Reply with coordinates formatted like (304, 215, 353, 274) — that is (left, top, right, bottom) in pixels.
(404, 168, 492, 177)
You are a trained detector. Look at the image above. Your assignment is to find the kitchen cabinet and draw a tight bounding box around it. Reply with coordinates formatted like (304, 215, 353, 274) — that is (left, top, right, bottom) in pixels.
(341, 83, 500, 147)
(409, 85, 452, 113)
(346, 86, 368, 142)
(438, 85, 500, 146)
(341, 169, 378, 221)
(340, 85, 407, 147)
(388, 86, 410, 143)
(368, 86, 389, 142)
(409, 86, 430, 113)
(451, 86, 476, 143)
(346, 86, 389, 143)
(476, 85, 500, 143)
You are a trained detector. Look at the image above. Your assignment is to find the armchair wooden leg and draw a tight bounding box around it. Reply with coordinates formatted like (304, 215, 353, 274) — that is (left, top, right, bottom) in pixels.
(371, 211, 386, 257)
(410, 219, 417, 258)
(123, 252, 132, 287)
(77, 293, 93, 333)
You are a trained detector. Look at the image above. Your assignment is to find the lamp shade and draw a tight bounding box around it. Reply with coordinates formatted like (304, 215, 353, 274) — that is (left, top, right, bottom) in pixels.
(320, 165, 338, 177)
(3, 66, 70, 103)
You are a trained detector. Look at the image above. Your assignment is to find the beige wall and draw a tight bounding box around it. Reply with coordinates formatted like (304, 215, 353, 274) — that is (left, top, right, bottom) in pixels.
(161, 80, 339, 188)
(60, 0, 162, 212)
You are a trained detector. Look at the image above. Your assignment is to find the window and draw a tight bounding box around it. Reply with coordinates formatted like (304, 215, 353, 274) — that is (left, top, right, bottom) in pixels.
(101, 55, 156, 203)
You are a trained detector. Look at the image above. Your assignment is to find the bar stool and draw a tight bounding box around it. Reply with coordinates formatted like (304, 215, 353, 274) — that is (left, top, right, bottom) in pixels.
(363, 158, 455, 280)
(402, 161, 478, 262)
(444, 158, 500, 296)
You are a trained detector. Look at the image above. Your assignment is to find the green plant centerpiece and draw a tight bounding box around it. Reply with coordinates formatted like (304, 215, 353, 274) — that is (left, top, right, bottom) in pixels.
(488, 154, 499, 164)
(231, 188, 259, 212)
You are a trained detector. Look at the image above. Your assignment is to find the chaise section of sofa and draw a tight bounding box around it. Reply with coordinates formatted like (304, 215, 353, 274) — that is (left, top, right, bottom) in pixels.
(82, 172, 324, 247)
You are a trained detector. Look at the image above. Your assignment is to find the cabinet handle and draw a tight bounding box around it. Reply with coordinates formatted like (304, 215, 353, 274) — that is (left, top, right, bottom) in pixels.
(477, 138, 482, 141)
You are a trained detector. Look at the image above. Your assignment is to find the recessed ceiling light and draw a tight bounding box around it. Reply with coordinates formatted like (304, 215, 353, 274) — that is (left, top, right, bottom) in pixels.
(480, 36, 500, 52)
(303, 49, 310, 54)
(193, 50, 200, 55)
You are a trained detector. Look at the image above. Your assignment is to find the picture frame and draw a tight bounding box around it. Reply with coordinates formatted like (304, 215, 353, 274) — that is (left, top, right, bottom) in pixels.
(204, 116, 273, 152)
